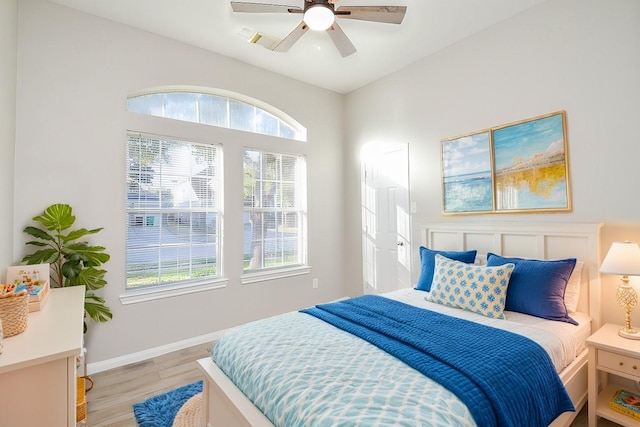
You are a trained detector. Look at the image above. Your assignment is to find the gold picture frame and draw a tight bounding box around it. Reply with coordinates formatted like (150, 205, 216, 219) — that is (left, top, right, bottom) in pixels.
(441, 111, 572, 215)
(441, 130, 494, 214)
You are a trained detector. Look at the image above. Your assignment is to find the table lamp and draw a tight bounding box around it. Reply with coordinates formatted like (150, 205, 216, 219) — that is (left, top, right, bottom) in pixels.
(600, 241, 640, 339)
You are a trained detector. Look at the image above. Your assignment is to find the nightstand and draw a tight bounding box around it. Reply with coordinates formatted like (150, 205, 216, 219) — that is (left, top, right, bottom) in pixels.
(587, 323, 640, 426)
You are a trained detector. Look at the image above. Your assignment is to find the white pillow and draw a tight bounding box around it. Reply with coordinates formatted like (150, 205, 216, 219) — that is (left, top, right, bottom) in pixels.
(564, 261, 583, 313)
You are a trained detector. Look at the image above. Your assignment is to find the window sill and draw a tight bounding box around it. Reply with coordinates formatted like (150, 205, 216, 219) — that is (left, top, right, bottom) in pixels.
(241, 266, 311, 285)
(120, 278, 228, 305)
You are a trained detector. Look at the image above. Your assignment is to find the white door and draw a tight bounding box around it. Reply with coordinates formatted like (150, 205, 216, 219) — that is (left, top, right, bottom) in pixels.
(361, 143, 411, 294)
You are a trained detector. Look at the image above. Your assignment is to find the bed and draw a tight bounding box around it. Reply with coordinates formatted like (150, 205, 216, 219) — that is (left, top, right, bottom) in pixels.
(197, 222, 603, 427)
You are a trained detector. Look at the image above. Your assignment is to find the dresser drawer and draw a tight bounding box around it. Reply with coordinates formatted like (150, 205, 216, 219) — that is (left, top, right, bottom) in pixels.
(598, 349, 640, 378)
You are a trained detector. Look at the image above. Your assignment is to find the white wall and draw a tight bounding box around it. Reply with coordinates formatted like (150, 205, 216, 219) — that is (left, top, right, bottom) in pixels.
(13, 0, 640, 366)
(0, 0, 17, 277)
(344, 0, 640, 325)
(15, 0, 345, 365)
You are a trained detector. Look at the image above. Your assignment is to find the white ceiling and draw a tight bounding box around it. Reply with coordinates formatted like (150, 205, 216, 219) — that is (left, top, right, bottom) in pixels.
(49, 0, 547, 94)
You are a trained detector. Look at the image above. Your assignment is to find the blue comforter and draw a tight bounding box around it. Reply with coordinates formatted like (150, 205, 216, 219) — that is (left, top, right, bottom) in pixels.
(301, 295, 574, 427)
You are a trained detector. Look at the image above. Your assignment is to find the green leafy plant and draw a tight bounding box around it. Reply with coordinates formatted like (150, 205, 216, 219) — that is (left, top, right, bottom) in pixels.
(22, 203, 112, 332)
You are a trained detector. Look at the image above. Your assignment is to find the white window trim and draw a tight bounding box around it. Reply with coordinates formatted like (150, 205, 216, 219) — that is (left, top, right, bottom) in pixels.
(120, 277, 229, 305)
(241, 265, 311, 285)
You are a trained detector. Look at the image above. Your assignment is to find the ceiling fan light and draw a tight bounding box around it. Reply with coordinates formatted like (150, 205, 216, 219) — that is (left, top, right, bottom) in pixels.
(304, 4, 335, 31)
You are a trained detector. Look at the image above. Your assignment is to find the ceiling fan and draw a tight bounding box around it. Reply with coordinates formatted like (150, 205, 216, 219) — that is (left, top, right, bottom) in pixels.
(230, 0, 407, 57)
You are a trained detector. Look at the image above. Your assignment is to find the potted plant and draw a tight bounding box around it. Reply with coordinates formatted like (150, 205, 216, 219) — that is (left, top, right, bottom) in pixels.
(22, 203, 112, 332)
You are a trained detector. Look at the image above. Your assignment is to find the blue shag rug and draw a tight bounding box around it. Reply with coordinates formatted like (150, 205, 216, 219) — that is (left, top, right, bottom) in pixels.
(133, 380, 203, 427)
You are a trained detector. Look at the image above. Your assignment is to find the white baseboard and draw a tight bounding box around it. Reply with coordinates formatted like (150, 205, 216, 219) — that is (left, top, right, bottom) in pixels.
(86, 329, 228, 375)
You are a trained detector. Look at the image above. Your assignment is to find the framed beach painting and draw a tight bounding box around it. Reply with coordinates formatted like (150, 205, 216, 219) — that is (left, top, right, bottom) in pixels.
(440, 110, 571, 215)
(441, 130, 494, 214)
(492, 111, 571, 212)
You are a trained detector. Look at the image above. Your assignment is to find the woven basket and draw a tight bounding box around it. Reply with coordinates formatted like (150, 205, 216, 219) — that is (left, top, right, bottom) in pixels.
(0, 293, 29, 337)
(172, 392, 202, 427)
(77, 376, 87, 423)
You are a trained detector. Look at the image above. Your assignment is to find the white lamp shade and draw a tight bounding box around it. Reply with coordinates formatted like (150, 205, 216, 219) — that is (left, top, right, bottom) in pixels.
(304, 4, 335, 31)
(600, 241, 640, 276)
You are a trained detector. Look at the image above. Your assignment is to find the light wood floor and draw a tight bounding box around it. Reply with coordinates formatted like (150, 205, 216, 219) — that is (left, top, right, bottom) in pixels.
(85, 342, 614, 427)
(86, 342, 213, 427)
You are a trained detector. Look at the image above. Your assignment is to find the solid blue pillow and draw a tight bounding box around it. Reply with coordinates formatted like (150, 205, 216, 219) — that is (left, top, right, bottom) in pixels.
(486, 253, 577, 325)
(415, 247, 477, 292)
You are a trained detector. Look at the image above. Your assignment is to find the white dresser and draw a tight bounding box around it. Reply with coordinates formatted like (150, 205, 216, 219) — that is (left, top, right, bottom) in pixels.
(0, 286, 85, 427)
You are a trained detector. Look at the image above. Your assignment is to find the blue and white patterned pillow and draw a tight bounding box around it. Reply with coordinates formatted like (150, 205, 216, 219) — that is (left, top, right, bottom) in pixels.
(428, 254, 515, 319)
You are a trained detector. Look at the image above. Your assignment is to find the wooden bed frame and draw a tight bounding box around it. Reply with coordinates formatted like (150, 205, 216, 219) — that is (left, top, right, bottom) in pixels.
(197, 222, 603, 427)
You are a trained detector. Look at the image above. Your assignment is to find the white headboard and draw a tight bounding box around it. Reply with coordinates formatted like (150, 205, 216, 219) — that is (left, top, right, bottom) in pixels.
(420, 222, 603, 329)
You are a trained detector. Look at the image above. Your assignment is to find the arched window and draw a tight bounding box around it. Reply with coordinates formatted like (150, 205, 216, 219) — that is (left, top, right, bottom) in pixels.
(123, 88, 309, 301)
(127, 89, 306, 141)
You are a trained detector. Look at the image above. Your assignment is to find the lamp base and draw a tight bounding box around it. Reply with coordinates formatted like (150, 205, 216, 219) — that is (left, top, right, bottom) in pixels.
(618, 327, 640, 340)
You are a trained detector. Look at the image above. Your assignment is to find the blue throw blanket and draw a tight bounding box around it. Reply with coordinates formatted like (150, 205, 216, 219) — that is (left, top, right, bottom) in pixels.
(301, 295, 574, 427)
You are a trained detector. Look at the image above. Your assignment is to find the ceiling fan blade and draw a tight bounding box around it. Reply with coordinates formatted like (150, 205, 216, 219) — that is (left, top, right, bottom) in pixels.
(326, 21, 356, 58)
(335, 6, 407, 24)
(273, 21, 309, 52)
(231, 2, 302, 14)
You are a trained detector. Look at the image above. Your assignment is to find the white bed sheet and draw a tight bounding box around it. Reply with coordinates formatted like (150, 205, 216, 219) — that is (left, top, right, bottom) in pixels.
(383, 288, 591, 373)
